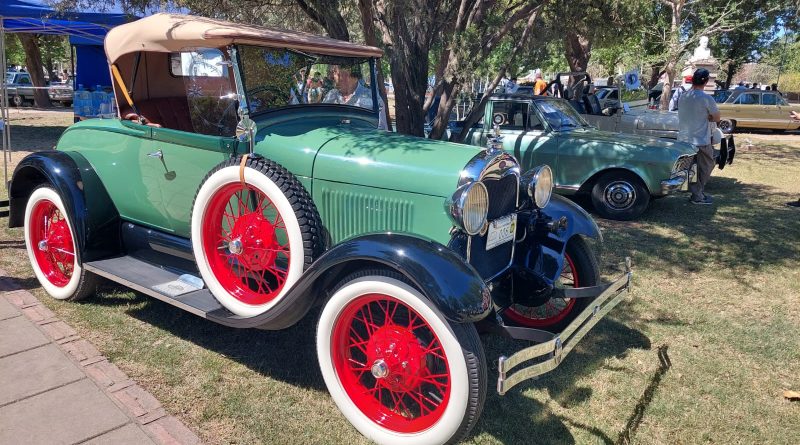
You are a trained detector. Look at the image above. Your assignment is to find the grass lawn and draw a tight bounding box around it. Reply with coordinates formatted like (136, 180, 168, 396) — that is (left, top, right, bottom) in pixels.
(1, 110, 798, 444)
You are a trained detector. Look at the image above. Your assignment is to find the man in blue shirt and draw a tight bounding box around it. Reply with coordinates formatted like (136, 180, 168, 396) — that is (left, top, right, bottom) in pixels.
(678, 69, 720, 205)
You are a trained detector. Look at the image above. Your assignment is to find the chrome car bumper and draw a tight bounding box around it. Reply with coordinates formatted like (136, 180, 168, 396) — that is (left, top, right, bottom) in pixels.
(660, 164, 696, 195)
(496, 258, 632, 395)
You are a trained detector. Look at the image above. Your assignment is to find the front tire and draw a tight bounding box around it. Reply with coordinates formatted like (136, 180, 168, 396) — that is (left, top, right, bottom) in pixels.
(191, 156, 322, 318)
(503, 236, 600, 332)
(24, 186, 97, 301)
(590, 171, 650, 220)
(719, 119, 735, 134)
(317, 272, 486, 445)
(12, 95, 24, 107)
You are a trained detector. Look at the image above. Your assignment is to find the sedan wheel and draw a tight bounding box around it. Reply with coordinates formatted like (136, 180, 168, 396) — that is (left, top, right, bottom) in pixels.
(317, 273, 486, 445)
(591, 171, 650, 220)
(12, 95, 24, 107)
(718, 119, 735, 134)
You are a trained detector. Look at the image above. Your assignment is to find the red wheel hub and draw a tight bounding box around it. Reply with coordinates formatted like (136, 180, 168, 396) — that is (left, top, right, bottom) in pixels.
(505, 252, 579, 328)
(365, 325, 428, 393)
(29, 199, 75, 287)
(228, 211, 278, 271)
(202, 184, 291, 305)
(332, 294, 451, 433)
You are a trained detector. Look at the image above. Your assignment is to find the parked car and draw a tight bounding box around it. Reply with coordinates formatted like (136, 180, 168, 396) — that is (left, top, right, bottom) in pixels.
(454, 94, 701, 220)
(713, 88, 800, 133)
(8, 14, 632, 445)
(5, 71, 35, 106)
(48, 79, 73, 107)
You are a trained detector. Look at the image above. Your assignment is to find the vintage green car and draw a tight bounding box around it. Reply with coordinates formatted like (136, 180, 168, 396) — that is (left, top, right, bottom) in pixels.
(8, 14, 632, 445)
(457, 94, 700, 220)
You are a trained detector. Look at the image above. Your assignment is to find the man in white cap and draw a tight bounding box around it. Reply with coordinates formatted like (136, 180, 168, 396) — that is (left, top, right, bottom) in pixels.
(534, 69, 548, 95)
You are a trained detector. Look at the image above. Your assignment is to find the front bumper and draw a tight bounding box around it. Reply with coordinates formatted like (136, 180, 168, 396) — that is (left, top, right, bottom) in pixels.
(496, 258, 632, 395)
(660, 164, 696, 195)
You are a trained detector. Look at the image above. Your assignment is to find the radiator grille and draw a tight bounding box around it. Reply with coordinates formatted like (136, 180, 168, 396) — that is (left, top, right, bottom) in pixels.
(320, 189, 413, 243)
(483, 175, 518, 220)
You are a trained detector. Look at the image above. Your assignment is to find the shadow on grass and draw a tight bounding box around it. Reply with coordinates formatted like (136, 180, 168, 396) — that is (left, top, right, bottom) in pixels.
(7, 125, 70, 152)
(473, 316, 652, 444)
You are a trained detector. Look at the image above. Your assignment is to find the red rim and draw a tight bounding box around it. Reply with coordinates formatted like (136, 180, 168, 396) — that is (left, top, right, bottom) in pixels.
(202, 183, 291, 305)
(504, 253, 579, 327)
(331, 293, 451, 433)
(29, 199, 75, 287)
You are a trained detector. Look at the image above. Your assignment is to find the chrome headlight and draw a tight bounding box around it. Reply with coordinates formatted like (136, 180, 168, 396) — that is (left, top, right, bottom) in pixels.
(520, 165, 553, 209)
(446, 182, 489, 235)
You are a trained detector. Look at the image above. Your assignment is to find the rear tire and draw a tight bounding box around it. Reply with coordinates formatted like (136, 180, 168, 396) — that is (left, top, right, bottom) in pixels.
(718, 119, 735, 134)
(590, 171, 650, 220)
(12, 95, 24, 107)
(24, 186, 97, 301)
(317, 271, 486, 445)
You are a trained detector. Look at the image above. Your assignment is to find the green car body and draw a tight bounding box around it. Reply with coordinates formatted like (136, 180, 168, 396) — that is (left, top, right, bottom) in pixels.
(8, 14, 634, 445)
(457, 95, 698, 220)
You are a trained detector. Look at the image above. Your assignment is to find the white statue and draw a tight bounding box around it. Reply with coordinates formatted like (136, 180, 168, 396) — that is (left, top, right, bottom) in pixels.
(689, 36, 713, 62)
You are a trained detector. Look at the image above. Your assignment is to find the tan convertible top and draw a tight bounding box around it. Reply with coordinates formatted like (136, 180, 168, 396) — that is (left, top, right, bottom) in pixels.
(104, 13, 383, 63)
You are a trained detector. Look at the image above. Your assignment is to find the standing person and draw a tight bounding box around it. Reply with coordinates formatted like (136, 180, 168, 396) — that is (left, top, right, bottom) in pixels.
(669, 75, 693, 111)
(734, 81, 746, 90)
(533, 70, 548, 95)
(678, 68, 720, 205)
(506, 77, 519, 94)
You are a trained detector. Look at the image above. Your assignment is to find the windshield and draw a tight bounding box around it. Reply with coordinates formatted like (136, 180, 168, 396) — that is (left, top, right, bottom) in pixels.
(237, 46, 377, 116)
(535, 99, 589, 130)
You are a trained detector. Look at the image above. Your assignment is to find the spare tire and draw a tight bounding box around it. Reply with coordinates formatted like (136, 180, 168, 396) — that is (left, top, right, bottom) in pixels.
(191, 155, 323, 317)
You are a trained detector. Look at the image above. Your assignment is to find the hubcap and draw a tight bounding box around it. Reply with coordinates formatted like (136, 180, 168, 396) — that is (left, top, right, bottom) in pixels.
(370, 359, 389, 379)
(604, 181, 636, 210)
(38, 240, 48, 251)
(228, 238, 243, 255)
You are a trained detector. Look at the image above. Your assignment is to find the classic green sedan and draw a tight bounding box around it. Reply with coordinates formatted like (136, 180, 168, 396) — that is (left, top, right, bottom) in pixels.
(8, 14, 632, 445)
(458, 94, 699, 220)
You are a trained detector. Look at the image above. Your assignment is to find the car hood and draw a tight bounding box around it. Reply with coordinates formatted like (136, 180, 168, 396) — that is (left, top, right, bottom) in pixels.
(626, 109, 678, 131)
(572, 127, 695, 158)
(312, 125, 484, 197)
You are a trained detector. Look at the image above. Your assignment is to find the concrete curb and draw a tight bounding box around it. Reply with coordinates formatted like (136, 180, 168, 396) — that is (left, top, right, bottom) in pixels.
(0, 272, 202, 445)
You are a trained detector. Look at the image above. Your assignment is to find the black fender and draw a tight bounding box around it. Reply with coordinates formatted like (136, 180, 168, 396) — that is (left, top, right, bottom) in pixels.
(8, 151, 121, 262)
(225, 233, 492, 330)
(514, 194, 602, 286)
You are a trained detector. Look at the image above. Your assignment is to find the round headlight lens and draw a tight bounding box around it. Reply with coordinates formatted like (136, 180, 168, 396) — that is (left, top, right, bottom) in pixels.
(533, 165, 553, 208)
(461, 182, 488, 235)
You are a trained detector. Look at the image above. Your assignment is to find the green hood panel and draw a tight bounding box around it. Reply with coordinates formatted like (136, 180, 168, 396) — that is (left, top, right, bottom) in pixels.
(313, 127, 484, 197)
(574, 129, 696, 159)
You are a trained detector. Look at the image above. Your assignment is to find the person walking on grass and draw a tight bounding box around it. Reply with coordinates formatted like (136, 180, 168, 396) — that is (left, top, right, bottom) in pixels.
(678, 68, 720, 205)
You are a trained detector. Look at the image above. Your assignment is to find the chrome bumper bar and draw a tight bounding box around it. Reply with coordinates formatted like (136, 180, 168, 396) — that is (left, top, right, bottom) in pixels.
(497, 258, 633, 395)
(660, 163, 696, 195)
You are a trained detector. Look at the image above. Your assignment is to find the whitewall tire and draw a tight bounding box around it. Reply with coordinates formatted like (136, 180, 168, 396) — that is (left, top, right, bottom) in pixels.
(316, 273, 486, 445)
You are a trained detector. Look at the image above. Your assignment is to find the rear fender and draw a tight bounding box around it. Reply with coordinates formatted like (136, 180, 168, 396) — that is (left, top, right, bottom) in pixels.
(9, 151, 121, 262)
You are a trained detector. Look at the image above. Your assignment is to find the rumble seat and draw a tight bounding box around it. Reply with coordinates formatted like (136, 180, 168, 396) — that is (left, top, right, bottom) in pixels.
(121, 97, 194, 132)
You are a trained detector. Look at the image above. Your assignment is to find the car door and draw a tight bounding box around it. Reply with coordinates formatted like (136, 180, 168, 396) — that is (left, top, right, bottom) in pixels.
(139, 48, 239, 237)
(760, 92, 788, 129)
(731, 92, 761, 128)
(511, 101, 559, 173)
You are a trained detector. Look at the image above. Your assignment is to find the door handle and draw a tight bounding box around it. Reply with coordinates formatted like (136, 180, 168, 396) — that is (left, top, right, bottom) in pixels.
(147, 149, 163, 159)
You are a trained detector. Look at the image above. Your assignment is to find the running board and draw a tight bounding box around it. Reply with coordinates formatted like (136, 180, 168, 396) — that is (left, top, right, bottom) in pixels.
(84, 256, 246, 327)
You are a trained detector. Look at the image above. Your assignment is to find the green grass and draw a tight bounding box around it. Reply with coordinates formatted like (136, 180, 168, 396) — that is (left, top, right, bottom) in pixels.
(2, 124, 799, 444)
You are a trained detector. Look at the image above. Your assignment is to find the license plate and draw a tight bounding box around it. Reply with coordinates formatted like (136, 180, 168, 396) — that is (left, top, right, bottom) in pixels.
(485, 214, 517, 251)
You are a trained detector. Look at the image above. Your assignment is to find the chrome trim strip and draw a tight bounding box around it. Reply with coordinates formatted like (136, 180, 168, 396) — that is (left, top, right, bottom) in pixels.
(497, 257, 633, 395)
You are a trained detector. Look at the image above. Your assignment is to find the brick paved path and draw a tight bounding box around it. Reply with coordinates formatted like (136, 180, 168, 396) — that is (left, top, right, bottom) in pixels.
(0, 272, 201, 445)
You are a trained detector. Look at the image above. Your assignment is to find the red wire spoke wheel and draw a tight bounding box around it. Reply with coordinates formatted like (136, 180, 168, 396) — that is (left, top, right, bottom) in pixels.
(317, 273, 486, 445)
(202, 183, 290, 305)
(331, 294, 451, 433)
(24, 186, 97, 301)
(192, 157, 322, 318)
(504, 253, 579, 327)
(503, 237, 600, 332)
(29, 199, 75, 287)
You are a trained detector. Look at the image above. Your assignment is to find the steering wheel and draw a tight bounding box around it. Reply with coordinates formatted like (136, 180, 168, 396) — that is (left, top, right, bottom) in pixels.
(246, 85, 289, 100)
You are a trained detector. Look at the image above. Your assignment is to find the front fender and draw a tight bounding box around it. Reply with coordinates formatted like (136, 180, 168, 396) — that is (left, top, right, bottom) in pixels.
(515, 194, 601, 285)
(237, 233, 492, 330)
(9, 151, 121, 262)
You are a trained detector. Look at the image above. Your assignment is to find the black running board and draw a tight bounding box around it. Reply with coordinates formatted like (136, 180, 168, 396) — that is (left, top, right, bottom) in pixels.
(84, 256, 248, 327)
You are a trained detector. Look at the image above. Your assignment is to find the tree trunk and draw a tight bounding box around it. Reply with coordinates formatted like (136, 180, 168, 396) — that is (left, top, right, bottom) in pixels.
(18, 33, 52, 107)
(564, 31, 591, 72)
(647, 64, 664, 89)
(295, 0, 350, 41)
(660, 61, 676, 110)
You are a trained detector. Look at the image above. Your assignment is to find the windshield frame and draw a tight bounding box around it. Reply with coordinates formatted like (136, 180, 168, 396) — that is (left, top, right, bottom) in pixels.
(233, 44, 380, 119)
(532, 98, 591, 132)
